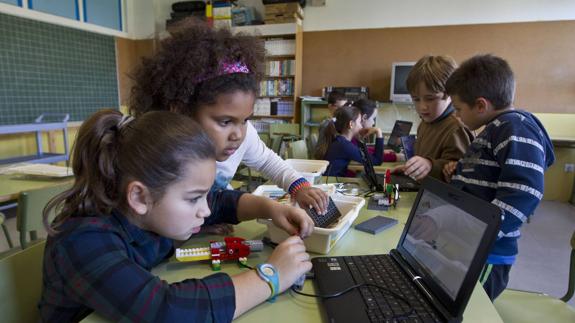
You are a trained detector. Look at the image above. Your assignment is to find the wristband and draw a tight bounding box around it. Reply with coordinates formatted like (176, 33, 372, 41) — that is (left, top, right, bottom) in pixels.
(255, 263, 280, 302)
(288, 178, 311, 199)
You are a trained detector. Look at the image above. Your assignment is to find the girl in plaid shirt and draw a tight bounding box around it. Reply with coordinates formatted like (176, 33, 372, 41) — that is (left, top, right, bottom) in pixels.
(39, 110, 313, 322)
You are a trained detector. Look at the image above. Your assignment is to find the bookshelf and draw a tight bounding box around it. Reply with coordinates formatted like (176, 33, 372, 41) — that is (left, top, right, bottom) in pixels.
(232, 23, 303, 135)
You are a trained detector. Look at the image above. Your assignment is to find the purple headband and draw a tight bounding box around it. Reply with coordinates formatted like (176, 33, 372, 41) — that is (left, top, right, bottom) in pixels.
(194, 61, 250, 84)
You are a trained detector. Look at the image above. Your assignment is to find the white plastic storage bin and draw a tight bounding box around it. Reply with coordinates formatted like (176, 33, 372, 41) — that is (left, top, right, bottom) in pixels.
(285, 159, 329, 185)
(254, 185, 365, 254)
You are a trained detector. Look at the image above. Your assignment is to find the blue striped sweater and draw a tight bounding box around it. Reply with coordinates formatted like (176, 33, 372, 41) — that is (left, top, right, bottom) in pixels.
(450, 110, 555, 265)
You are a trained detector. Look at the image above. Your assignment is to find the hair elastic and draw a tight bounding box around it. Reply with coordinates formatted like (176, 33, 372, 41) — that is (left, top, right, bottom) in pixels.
(118, 115, 135, 130)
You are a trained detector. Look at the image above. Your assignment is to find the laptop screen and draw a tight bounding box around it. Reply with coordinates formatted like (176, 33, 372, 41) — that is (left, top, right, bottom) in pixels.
(387, 120, 413, 149)
(401, 189, 488, 300)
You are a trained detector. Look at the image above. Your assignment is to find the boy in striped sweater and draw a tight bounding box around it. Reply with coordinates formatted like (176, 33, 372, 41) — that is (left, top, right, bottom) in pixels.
(443, 54, 555, 300)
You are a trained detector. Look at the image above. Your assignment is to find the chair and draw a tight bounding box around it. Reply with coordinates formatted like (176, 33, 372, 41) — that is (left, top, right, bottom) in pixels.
(306, 133, 318, 158)
(269, 123, 300, 141)
(0, 212, 14, 249)
(494, 230, 575, 322)
(288, 140, 309, 159)
(270, 135, 283, 155)
(17, 184, 70, 249)
(0, 240, 46, 323)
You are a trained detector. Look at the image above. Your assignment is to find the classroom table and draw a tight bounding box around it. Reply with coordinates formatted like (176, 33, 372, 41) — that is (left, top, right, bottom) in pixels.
(0, 173, 74, 204)
(348, 161, 401, 173)
(82, 179, 502, 323)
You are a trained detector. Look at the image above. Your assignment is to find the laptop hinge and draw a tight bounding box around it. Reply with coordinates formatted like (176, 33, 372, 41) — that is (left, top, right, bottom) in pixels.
(390, 250, 462, 323)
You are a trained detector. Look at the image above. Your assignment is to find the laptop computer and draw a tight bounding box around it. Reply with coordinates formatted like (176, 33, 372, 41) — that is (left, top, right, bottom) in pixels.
(400, 135, 416, 160)
(312, 177, 502, 323)
(387, 120, 413, 150)
(358, 140, 420, 192)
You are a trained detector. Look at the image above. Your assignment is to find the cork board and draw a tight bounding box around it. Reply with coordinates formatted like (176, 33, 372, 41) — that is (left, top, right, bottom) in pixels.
(302, 20, 575, 113)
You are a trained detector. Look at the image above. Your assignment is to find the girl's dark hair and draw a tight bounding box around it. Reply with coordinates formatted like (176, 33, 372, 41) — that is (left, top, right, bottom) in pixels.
(354, 98, 376, 119)
(327, 91, 346, 105)
(129, 18, 265, 117)
(43, 110, 216, 235)
(314, 105, 361, 159)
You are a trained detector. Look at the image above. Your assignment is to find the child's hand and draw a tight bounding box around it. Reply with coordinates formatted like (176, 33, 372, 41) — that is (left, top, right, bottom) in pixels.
(390, 164, 406, 174)
(267, 236, 312, 293)
(442, 161, 458, 182)
(269, 203, 315, 238)
(199, 223, 234, 235)
(404, 156, 432, 181)
(294, 186, 328, 215)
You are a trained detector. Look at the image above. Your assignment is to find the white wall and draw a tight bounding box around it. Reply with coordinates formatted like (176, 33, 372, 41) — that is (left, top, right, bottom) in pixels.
(126, 0, 155, 39)
(146, 0, 575, 36)
(302, 0, 575, 31)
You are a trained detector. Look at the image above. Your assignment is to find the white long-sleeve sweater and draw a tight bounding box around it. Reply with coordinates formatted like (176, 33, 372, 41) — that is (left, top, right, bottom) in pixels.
(213, 121, 303, 192)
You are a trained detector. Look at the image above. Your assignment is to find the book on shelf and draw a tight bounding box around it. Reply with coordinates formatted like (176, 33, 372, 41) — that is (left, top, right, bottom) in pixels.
(251, 118, 288, 133)
(265, 60, 296, 77)
(259, 79, 294, 97)
(264, 38, 295, 56)
(254, 98, 294, 117)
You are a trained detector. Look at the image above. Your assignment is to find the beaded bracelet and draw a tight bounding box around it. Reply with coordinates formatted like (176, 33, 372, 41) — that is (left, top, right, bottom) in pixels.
(288, 177, 311, 199)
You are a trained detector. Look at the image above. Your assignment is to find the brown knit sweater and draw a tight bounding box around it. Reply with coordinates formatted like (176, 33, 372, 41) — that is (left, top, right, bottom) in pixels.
(415, 112, 474, 180)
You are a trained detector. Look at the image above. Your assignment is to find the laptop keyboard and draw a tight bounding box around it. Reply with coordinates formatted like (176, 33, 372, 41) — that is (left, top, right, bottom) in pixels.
(305, 197, 342, 228)
(343, 255, 442, 323)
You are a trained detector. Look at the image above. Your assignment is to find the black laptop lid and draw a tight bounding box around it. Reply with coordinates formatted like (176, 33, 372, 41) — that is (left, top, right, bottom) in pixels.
(395, 177, 502, 319)
(387, 120, 413, 149)
(357, 140, 381, 191)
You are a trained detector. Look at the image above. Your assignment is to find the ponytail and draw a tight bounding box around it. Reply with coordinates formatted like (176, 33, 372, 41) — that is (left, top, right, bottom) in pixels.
(315, 120, 337, 159)
(43, 110, 215, 235)
(314, 105, 362, 160)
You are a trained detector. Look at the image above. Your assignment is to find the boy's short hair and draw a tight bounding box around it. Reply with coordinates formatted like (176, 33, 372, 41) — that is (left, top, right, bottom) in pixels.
(445, 54, 515, 110)
(327, 90, 346, 105)
(406, 55, 457, 95)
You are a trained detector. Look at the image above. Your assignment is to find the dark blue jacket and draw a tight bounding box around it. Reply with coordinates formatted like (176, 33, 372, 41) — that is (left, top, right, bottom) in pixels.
(323, 135, 384, 177)
(450, 110, 555, 265)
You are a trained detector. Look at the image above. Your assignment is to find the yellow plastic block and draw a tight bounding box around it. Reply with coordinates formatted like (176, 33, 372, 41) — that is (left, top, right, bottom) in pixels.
(175, 247, 211, 262)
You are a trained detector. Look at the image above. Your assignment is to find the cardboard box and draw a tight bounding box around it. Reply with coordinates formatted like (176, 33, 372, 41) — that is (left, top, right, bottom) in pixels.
(264, 3, 304, 19)
(265, 15, 299, 24)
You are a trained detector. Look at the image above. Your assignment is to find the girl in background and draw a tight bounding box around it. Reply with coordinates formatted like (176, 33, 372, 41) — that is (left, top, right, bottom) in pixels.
(315, 105, 385, 177)
(39, 110, 313, 322)
(352, 98, 399, 162)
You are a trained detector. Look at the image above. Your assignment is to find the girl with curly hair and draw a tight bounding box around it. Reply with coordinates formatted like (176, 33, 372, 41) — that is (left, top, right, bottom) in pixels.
(130, 19, 329, 223)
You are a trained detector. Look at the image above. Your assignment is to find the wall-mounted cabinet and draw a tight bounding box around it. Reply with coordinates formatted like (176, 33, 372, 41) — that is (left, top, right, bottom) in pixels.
(0, 0, 20, 6)
(0, 0, 125, 36)
(83, 0, 122, 31)
(30, 0, 78, 20)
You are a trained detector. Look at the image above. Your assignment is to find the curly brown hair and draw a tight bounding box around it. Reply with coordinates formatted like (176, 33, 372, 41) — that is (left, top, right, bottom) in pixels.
(129, 18, 265, 117)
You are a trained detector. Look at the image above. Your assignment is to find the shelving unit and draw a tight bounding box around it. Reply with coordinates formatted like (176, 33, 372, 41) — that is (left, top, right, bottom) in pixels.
(232, 23, 302, 136)
(0, 114, 70, 165)
(300, 98, 328, 138)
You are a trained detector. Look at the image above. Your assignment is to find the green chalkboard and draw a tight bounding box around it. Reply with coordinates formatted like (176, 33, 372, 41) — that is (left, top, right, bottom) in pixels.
(0, 12, 119, 125)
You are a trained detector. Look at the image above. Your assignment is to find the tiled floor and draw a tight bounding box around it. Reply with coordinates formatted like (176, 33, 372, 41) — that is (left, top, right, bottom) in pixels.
(507, 200, 575, 307)
(1, 199, 574, 308)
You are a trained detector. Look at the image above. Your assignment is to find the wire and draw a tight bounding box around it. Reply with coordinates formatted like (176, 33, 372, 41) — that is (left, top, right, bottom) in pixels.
(290, 282, 414, 320)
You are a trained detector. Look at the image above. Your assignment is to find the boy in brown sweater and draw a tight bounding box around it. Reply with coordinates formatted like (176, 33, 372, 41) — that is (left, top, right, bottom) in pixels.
(395, 55, 474, 181)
